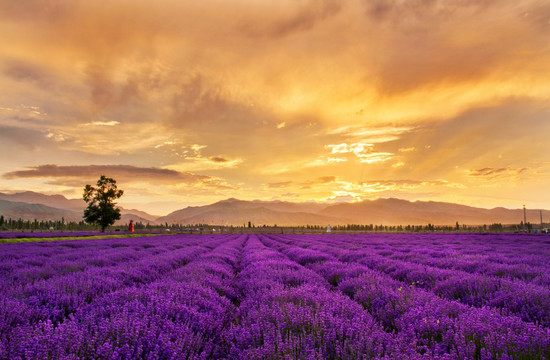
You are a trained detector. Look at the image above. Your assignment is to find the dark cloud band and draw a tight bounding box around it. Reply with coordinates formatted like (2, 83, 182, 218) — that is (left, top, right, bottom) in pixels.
(3, 164, 227, 187)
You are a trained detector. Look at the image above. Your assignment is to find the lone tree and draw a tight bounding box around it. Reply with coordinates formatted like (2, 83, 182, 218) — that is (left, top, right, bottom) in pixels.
(83, 175, 124, 232)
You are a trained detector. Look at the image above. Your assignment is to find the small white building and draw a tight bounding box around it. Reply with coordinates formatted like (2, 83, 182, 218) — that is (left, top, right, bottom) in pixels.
(327, 225, 331, 233)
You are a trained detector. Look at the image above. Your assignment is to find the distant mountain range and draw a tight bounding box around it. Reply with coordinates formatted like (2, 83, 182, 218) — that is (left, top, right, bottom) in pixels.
(156, 198, 333, 226)
(0, 191, 547, 226)
(0, 192, 156, 225)
(156, 197, 547, 226)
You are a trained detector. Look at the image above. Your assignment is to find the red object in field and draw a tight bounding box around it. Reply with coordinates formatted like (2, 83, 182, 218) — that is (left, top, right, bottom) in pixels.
(128, 220, 134, 232)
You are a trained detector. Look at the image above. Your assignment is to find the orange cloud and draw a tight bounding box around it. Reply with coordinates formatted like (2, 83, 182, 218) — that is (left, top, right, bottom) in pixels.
(3, 164, 234, 189)
(1, 0, 550, 211)
(469, 167, 529, 179)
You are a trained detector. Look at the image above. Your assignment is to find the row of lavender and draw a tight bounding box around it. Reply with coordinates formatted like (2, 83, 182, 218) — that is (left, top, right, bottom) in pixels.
(270, 233, 550, 325)
(1, 233, 549, 359)
(230, 234, 418, 359)
(260, 233, 550, 359)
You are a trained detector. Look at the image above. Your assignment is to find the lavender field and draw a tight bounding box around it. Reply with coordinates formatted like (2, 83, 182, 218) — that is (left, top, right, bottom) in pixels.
(1, 233, 549, 359)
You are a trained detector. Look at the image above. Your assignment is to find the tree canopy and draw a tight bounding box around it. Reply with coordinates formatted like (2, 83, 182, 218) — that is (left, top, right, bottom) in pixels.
(83, 175, 124, 232)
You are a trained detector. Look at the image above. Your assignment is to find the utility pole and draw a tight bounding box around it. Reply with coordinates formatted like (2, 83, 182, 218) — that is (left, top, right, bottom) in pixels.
(523, 205, 527, 231)
(541, 210, 543, 230)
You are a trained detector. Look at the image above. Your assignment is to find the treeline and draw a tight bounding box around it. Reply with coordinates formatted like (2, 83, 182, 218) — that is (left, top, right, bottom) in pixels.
(161, 222, 540, 234)
(0, 214, 544, 234)
(330, 223, 509, 232)
(0, 216, 170, 232)
(0, 216, 94, 231)
(0, 216, 215, 233)
(327, 222, 544, 233)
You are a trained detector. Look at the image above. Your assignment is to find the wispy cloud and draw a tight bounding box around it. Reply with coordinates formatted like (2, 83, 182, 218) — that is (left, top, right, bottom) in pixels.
(359, 179, 465, 191)
(209, 156, 229, 163)
(398, 147, 416, 152)
(82, 121, 120, 126)
(325, 143, 393, 163)
(265, 176, 336, 190)
(469, 167, 529, 179)
(327, 125, 413, 143)
(166, 144, 244, 171)
(267, 181, 293, 189)
(45, 132, 65, 142)
(327, 157, 347, 163)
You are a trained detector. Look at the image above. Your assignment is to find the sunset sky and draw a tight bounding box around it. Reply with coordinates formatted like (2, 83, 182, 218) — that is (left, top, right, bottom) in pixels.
(1, 0, 549, 215)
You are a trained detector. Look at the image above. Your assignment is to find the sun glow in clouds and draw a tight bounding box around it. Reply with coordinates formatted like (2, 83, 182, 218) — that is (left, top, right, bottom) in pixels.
(325, 143, 393, 164)
(82, 121, 121, 126)
(0, 0, 549, 212)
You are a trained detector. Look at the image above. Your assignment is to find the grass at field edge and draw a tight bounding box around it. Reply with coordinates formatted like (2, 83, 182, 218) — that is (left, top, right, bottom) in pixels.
(0, 233, 168, 244)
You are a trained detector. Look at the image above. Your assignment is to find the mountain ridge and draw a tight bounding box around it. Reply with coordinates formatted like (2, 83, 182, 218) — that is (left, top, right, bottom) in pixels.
(0, 192, 157, 225)
(157, 197, 547, 226)
(0, 192, 547, 226)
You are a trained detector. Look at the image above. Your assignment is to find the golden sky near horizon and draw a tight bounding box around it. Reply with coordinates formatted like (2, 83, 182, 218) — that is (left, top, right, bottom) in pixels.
(1, 0, 550, 215)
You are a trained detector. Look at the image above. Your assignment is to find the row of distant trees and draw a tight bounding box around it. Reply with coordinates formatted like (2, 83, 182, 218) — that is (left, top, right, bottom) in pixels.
(0, 215, 541, 233)
(0, 216, 90, 231)
(330, 223, 511, 232)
